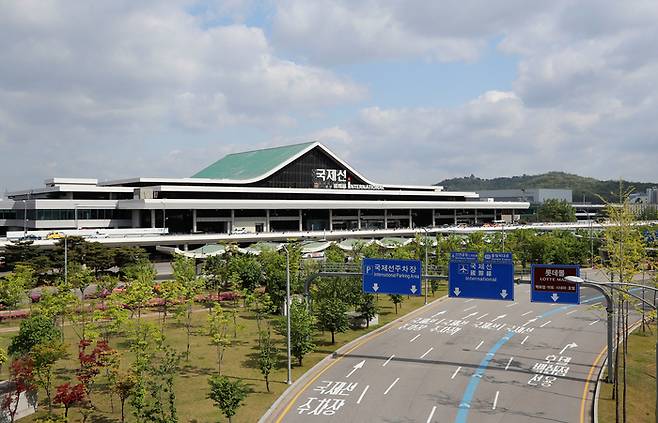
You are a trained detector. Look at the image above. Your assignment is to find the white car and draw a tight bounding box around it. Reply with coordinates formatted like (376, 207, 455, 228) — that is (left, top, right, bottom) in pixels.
(232, 227, 249, 234)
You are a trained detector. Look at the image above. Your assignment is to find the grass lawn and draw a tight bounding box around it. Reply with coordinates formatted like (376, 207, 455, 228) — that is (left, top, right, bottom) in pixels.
(598, 329, 657, 423)
(0, 289, 445, 422)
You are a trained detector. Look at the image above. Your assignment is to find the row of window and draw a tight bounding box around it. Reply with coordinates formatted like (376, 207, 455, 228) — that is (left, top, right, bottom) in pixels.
(16, 209, 131, 220)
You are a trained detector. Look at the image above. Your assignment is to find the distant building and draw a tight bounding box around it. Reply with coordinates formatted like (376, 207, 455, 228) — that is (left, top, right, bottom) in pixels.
(647, 187, 658, 204)
(476, 189, 572, 204)
(0, 142, 529, 239)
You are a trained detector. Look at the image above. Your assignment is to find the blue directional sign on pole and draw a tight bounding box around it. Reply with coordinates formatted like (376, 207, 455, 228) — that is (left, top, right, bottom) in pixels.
(448, 252, 514, 301)
(362, 258, 422, 296)
(531, 264, 580, 304)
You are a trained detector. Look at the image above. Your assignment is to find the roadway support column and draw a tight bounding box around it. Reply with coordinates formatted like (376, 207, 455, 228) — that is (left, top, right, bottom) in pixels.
(266, 209, 270, 232)
(384, 209, 388, 229)
(358, 210, 362, 230)
(299, 210, 303, 231)
(329, 209, 333, 231)
(192, 209, 197, 233)
(150, 210, 156, 228)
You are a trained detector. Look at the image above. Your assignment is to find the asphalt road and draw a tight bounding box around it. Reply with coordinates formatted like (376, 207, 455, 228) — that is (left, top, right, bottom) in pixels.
(264, 270, 648, 423)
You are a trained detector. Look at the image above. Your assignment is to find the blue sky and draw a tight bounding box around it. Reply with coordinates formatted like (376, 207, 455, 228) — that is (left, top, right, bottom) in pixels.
(1, 0, 657, 192)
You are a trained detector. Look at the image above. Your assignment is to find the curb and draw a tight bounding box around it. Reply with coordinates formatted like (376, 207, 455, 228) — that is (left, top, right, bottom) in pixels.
(259, 294, 449, 423)
(592, 319, 644, 423)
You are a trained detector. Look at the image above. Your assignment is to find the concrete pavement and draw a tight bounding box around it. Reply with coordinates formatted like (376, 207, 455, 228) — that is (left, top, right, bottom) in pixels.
(263, 273, 637, 423)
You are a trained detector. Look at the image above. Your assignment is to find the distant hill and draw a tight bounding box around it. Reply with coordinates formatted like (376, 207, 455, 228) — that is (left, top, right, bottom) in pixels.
(437, 172, 657, 203)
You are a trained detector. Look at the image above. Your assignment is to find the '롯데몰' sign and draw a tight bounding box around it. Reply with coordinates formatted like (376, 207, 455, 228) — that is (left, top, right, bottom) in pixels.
(531, 264, 580, 304)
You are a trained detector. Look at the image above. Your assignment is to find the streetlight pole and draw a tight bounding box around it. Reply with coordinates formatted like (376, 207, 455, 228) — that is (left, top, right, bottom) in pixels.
(567, 276, 658, 423)
(420, 227, 429, 305)
(64, 235, 68, 286)
(283, 244, 292, 385)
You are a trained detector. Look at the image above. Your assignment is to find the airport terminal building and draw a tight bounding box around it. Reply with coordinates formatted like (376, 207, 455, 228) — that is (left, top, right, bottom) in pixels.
(0, 142, 529, 238)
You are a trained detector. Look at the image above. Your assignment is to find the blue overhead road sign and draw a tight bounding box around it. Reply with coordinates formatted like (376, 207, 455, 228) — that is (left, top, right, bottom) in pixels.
(449, 252, 514, 301)
(531, 264, 580, 304)
(362, 258, 422, 296)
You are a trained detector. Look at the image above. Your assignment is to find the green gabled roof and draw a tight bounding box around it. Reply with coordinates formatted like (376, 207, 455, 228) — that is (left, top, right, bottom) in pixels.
(192, 141, 316, 180)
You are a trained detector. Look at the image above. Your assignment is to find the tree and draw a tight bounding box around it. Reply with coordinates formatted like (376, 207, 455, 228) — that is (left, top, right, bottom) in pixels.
(259, 250, 287, 313)
(123, 260, 155, 321)
(389, 294, 404, 314)
(155, 279, 183, 331)
(8, 314, 62, 356)
(172, 255, 204, 358)
(31, 341, 69, 414)
(53, 383, 86, 418)
(113, 246, 149, 270)
(207, 304, 231, 374)
(257, 329, 277, 392)
(77, 339, 115, 402)
(1, 357, 35, 423)
(0, 347, 7, 374)
(276, 300, 315, 366)
(207, 375, 249, 423)
(111, 371, 136, 423)
(0, 264, 34, 309)
(231, 255, 263, 291)
(315, 297, 349, 344)
(537, 199, 577, 222)
(357, 294, 378, 328)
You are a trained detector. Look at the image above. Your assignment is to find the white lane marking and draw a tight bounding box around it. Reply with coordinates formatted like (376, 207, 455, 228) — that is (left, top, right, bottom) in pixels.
(420, 347, 434, 359)
(492, 391, 500, 410)
(451, 366, 462, 379)
(431, 310, 447, 318)
(356, 385, 370, 404)
(383, 354, 395, 367)
(491, 314, 506, 322)
(589, 319, 600, 326)
(566, 309, 578, 315)
(465, 299, 475, 303)
(462, 312, 478, 319)
(521, 336, 529, 345)
(384, 377, 400, 395)
(475, 340, 484, 350)
(505, 357, 514, 370)
(522, 318, 538, 327)
(426, 405, 437, 423)
(540, 320, 551, 328)
(410, 334, 421, 343)
(463, 306, 477, 312)
(476, 313, 489, 320)
(505, 302, 518, 308)
(521, 311, 533, 316)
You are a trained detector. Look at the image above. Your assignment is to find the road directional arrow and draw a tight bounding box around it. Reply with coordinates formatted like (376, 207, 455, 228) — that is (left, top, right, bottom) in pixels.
(372, 283, 379, 292)
(560, 343, 578, 355)
(346, 360, 365, 378)
(491, 314, 506, 323)
(454, 287, 461, 296)
(551, 293, 559, 302)
(500, 289, 508, 299)
(410, 285, 418, 294)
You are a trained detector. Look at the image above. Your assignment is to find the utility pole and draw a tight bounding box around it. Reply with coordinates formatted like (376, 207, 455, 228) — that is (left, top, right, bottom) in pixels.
(283, 244, 292, 385)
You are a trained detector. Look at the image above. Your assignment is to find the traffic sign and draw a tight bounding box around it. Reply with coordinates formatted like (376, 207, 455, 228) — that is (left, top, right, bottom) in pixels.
(449, 252, 514, 301)
(362, 258, 422, 296)
(531, 264, 580, 304)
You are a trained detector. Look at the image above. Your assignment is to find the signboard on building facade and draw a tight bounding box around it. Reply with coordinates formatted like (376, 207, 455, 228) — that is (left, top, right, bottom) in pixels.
(312, 168, 383, 190)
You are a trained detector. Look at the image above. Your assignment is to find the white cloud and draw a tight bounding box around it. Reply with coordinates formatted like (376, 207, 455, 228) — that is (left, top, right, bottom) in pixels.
(0, 1, 365, 189)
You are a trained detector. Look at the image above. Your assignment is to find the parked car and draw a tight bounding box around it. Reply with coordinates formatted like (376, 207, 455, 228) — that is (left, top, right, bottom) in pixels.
(19, 233, 41, 241)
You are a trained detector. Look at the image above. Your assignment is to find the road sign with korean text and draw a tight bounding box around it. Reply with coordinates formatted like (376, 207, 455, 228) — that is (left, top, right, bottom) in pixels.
(448, 252, 514, 301)
(531, 264, 580, 304)
(362, 258, 422, 296)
